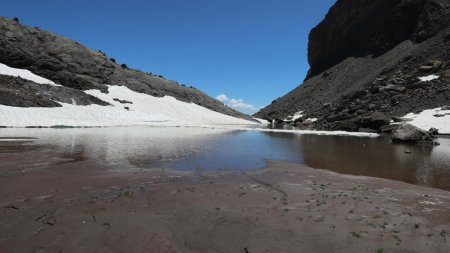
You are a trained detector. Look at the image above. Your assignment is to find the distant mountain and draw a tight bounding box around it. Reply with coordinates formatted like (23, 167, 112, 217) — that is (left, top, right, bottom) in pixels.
(255, 0, 450, 133)
(0, 17, 254, 127)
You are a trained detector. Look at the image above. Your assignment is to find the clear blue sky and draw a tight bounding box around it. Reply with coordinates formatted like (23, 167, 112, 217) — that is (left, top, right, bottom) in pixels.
(1, 0, 336, 114)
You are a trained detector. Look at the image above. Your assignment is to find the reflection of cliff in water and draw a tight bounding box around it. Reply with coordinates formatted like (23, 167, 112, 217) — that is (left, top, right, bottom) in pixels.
(298, 134, 450, 189)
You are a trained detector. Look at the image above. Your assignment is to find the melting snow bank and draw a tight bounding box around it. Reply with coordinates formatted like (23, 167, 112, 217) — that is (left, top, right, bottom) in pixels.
(203, 126, 379, 137)
(403, 107, 450, 134)
(0, 85, 256, 127)
(0, 62, 60, 86)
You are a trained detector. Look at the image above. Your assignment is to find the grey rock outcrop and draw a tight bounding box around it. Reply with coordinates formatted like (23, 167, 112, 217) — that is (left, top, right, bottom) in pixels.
(255, 0, 450, 131)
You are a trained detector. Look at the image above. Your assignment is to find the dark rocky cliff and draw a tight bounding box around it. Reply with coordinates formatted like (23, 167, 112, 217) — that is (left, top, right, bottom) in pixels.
(0, 17, 251, 120)
(256, 0, 450, 131)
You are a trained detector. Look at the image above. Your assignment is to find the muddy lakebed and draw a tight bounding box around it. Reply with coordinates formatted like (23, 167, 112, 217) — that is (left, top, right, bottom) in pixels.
(1, 126, 450, 253)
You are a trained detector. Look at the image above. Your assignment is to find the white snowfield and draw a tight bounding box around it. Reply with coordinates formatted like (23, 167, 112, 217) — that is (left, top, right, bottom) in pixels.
(404, 107, 450, 134)
(0, 85, 256, 127)
(0, 62, 60, 86)
(418, 75, 439, 82)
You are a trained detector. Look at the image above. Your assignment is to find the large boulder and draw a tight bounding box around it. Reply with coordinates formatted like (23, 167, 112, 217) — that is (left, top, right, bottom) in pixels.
(360, 111, 391, 130)
(391, 123, 434, 142)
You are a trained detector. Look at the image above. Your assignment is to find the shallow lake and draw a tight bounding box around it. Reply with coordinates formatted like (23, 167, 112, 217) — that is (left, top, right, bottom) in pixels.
(0, 127, 449, 190)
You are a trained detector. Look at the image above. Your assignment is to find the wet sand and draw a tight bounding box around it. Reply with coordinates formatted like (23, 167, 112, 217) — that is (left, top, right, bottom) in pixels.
(1, 160, 449, 253)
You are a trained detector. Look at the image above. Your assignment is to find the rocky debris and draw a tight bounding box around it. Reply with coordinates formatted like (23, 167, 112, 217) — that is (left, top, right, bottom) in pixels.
(419, 60, 443, 71)
(0, 75, 109, 107)
(0, 17, 251, 120)
(360, 112, 391, 130)
(255, 0, 450, 131)
(379, 84, 406, 92)
(391, 123, 435, 142)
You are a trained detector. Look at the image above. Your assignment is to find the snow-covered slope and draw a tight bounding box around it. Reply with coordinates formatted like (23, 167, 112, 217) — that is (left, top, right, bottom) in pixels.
(0, 85, 256, 127)
(0, 62, 257, 127)
(404, 107, 450, 134)
(0, 63, 59, 86)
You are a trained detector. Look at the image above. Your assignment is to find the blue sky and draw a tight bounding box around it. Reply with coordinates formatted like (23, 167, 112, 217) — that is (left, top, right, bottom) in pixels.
(1, 0, 336, 114)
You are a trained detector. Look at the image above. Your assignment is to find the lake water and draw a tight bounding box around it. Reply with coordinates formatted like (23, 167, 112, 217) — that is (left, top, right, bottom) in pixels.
(0, 127, 449, 190)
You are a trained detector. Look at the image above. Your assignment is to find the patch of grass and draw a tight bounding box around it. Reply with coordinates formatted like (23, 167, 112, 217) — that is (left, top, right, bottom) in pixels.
(375, 248, 384, 253)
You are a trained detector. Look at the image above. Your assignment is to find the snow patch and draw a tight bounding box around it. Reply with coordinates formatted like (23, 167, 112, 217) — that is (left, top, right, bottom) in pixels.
(0, 85, 256, 127)
(418, 75, 439, 82)
(285, 111, 304, 122)
(0, 63, 60, 86)
(304, 118, 318, 124)
(403, 107, 450, 134)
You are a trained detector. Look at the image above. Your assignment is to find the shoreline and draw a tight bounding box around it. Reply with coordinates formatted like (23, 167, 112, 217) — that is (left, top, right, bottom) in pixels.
(1, 160, 449, 253)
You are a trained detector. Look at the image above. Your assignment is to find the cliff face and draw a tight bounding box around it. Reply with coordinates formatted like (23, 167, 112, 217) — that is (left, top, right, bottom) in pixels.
(256, 0, 450, 131)
(0, 17, 250, 120)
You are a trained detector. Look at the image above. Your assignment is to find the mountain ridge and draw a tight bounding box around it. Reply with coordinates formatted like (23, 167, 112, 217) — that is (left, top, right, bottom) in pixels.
(0, 16, 253, 121)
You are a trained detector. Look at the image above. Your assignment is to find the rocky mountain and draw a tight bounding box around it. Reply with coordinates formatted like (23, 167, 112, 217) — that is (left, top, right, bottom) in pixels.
(0, 16, 253, 125)
(256, 0, 450, 133)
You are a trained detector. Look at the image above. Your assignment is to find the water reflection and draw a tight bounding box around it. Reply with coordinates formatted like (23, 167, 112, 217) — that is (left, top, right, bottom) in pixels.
(0, 127, 449, 190)
(296, 134, 450, 190)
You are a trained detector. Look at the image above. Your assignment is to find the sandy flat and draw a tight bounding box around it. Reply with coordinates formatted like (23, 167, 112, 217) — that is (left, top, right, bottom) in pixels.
(1, 160, 449, 253)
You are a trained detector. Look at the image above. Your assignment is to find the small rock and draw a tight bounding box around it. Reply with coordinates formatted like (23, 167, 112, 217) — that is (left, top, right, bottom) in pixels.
(429, 128, 439, 136)
(404, 150, 412, 154)
(419, 60, 442, 71)
(380, 124, 398, 133)
(392, 117, 413, 122)
(379, 84, 406, 92)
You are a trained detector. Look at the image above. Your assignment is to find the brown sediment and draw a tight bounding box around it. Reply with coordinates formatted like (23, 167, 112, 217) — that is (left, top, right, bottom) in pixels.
(0, 160, 449, 253)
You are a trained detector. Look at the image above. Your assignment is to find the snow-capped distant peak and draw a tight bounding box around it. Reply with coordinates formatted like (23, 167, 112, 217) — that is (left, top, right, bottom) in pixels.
(418, 75, 439, 82)
(0, 62, 61, 86)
